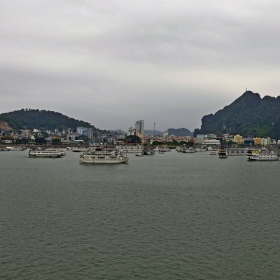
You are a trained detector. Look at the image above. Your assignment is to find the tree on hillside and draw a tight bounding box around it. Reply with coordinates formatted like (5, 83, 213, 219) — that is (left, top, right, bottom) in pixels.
(52, 139, 61, 145)
(0, 109, 96, 131)
(77, 135, 89, 142)
(125, 135, 141, 144)
(35, 136, 46, 144)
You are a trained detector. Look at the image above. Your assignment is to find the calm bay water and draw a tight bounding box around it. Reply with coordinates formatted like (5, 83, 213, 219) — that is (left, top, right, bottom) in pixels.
(1, 150, 280, 279)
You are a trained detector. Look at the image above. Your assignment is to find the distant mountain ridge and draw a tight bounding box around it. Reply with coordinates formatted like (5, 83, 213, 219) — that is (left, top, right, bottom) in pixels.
(167, 128, 193, 136)
(145, 130, 164, 136)
(194, 91, 280, 139)
(0, 109, 96, 131)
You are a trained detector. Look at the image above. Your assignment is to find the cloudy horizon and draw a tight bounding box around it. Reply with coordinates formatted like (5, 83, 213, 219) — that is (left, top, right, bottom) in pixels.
(1, 0, 280, 131)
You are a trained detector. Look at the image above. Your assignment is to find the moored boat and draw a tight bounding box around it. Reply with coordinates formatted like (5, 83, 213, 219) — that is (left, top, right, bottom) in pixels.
(195, 146, 207, 152)
(184, 147, 196, 153)
(226, 148, 247, 156)
(158, 147, 171, 153)
(0, 148, 10, 151)
(247, 147, 279, 161)
(143, 146, 155, 155)
(80, 149, 128, 164)
(72, 147, 89, 152)
(218, 146, 227, 158)
(28, 149, 61, 158)
(176, 145, 187, 153)
(6, 146, 26, 151)
(45, 149, 66, 156)
(116, 145, 143, 153)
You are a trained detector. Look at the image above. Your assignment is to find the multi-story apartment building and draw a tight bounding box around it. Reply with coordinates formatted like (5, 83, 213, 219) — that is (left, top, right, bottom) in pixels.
(135, 120, 144, 135)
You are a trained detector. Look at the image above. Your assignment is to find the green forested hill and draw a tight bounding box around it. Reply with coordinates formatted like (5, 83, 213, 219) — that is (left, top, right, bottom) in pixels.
(194, 91, 280, 139)
(167, 128, 193, 136)
(0, 109, 96, 131)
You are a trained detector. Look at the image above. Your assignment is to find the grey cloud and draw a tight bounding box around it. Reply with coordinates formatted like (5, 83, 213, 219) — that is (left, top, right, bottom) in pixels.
(1, 0, 280, 131)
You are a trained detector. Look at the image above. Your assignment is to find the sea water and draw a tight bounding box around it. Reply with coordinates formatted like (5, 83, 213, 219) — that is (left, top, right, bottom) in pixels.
(1, 150, 280, 279)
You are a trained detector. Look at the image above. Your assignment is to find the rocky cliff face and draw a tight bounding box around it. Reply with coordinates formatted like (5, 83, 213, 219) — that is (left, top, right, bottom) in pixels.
(194, 91, 280, 139)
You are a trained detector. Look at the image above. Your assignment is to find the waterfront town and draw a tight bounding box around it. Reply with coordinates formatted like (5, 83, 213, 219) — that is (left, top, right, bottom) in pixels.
(1, 119, 280, 147)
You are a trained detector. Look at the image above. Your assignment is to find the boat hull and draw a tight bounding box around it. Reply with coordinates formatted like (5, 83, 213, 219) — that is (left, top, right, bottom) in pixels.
(247, 156, 279, 161)
(135, 153, 144, 157)
(80, 158, 129, 164)
(219, 155, 227, 158)
(218, 152, 227, 158)
(28, 150, 61, 158)
(29, 154, 61, 158)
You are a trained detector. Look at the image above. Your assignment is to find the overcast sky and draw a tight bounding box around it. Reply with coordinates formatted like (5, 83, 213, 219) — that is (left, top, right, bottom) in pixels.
(1, 0, 280, 131)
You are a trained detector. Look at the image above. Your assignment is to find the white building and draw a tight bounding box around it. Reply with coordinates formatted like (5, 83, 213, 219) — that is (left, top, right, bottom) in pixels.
(77, 127, 87, 135)
(261, 138, 271, 146)
(85, 128, 95, 139)
(127, 127, 135, 136)
(76, 127, 97, 140)
(67, 134, 77, 141)
(195, 134, 205, 144)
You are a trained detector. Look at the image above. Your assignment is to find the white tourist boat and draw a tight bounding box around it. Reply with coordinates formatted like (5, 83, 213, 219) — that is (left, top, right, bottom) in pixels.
(195, 146, 207, 152)
(176, 146, 182, 152)
(6, 146, 26, 151)
(80, 150, 129, 164)
(45, 149, 66, 156)
(158, 147, 171, 152)
(28, 149, 62, 158)
(184, 147, 196, 153)
(116, 145, 143, 153)
(143, 148, 155, 155)
(176, 145, 187, 153)
(72, 147, 89, 152)
(226, 148, 248, 156)
(247, 147, 279, 161)
(0, 148, 10, 151)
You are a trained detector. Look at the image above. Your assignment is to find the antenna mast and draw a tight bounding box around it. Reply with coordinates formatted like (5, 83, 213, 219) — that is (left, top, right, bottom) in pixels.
(154, 122, 156, 137)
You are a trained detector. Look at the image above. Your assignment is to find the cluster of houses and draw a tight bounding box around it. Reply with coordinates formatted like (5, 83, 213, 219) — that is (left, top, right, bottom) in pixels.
(124, 120, 280, 146)
(1, 123, 280, 147)
(138, 134, 280, 146)
(0, 128, 102, 145)
(0, 126, 130, 145)
(194, 134, 280, 146)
